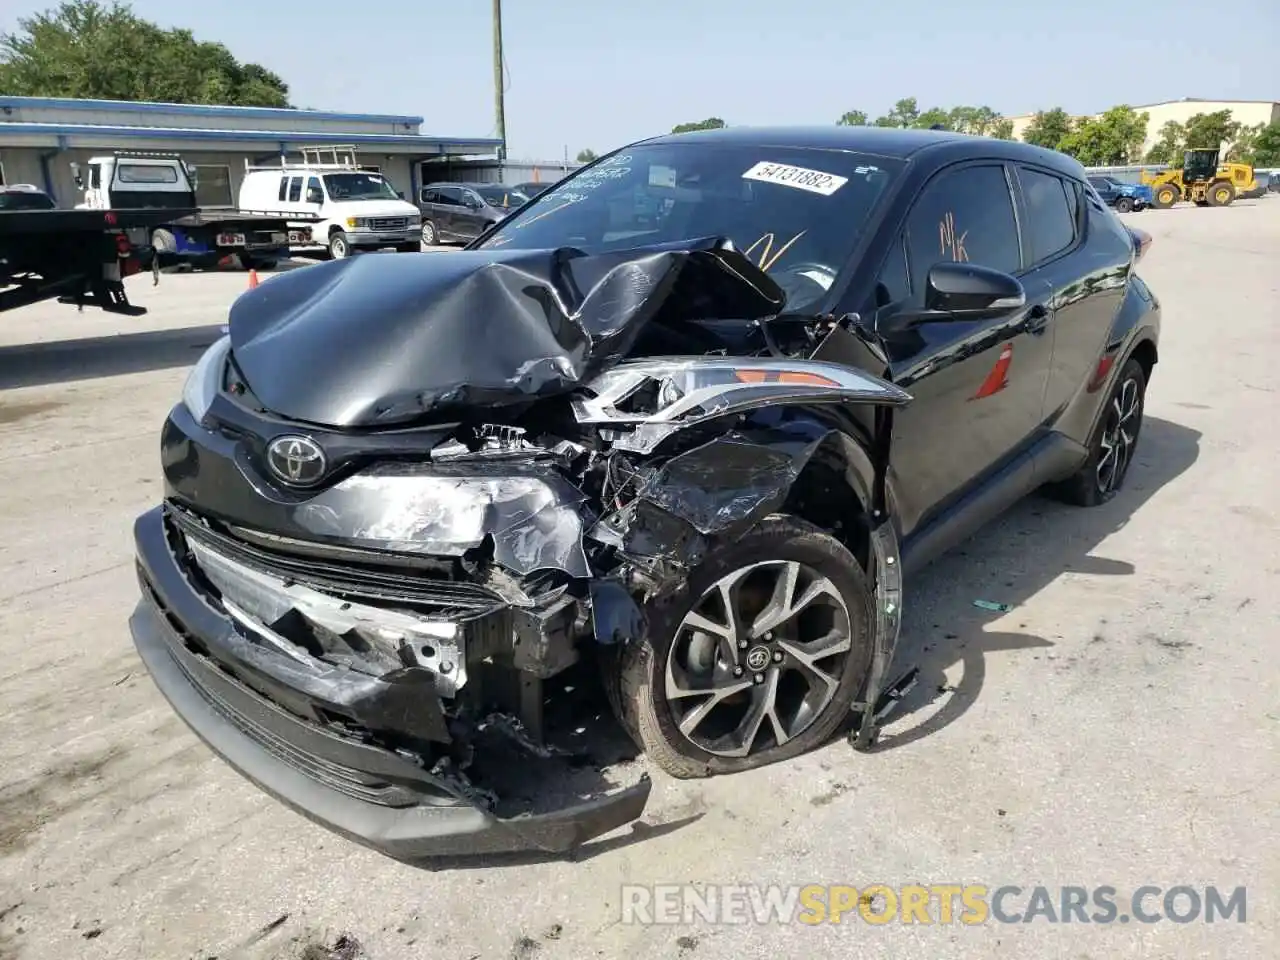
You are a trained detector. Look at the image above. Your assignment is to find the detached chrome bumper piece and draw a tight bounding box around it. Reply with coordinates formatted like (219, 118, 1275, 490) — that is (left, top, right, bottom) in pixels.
(129, 506, 650, 860)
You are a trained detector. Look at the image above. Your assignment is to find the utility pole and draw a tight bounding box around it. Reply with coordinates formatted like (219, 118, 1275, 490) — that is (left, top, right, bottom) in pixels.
(492, 0, 507, 162)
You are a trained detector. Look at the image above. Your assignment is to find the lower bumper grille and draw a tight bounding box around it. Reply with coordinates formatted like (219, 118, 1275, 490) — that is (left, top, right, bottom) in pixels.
(138, 573, 436, 808)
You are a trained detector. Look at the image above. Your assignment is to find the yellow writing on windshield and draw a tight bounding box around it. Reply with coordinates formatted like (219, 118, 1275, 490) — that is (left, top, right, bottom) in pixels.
(939, 212, 969, 262)
(744, 230, 806, 271)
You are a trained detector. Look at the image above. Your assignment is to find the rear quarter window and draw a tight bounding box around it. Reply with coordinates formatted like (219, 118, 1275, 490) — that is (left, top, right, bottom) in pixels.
(1019, 167, 1078, 265)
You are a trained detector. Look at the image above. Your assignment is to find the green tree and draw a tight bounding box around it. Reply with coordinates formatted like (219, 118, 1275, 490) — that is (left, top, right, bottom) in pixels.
(989, 118, 1015, 140)
(1182, 110, 1239, 152)
(1225, 124, 1263, 163)
(1145, 120, 1185, 164)
(873, 97, 920, 128)
(1058, 105, 1149, 165)
(671, 117, 726, 134)
(576, 148, 598, 163)
(947, 105, 1001, 135)
(836, 109, 868, 126)
(0, 1, 290, 106)
(1021, 108, 1073, 150)
(1246, 121, 1280, 166)
(914, 106, 952, 129)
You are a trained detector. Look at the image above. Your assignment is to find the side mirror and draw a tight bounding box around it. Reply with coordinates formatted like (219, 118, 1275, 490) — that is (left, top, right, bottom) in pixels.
(306, 188, 324, 204)
(70, 162, 83, 189)
(878, 262, 1025, 334)
(396, 190, 405, 199)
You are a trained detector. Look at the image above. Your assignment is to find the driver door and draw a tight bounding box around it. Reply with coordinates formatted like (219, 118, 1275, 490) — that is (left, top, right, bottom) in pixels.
(873, 162, 1054, 537)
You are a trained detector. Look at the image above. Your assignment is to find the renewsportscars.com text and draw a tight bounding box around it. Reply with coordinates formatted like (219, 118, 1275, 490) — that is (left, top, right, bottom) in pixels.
(620, 884, 1248, 926)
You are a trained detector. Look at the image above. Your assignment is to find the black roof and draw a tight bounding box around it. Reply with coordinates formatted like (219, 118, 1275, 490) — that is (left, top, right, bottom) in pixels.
(635, 125, 1086, 180)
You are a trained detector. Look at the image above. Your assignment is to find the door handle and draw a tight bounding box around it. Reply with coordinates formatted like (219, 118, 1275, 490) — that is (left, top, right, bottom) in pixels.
(1025, 304, 1051, 336)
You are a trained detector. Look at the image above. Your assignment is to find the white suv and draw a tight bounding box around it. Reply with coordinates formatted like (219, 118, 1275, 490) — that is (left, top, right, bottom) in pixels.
(239, 151, 421, 259)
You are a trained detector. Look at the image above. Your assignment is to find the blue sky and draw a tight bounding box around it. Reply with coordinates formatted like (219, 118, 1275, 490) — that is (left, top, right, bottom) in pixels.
(4, 0, 1277, 159)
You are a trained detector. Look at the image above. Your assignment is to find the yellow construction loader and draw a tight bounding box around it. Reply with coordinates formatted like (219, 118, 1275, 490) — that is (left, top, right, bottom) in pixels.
(1141, 149, 1257, 209)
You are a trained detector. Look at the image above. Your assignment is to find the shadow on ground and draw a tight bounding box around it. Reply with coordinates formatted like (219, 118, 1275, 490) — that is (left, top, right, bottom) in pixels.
(861, 415, 1201, 752)
(0, 324, 225, 389)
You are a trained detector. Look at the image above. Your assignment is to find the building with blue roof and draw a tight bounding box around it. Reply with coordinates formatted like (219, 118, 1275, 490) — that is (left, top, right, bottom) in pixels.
(0, 95, 503, 208)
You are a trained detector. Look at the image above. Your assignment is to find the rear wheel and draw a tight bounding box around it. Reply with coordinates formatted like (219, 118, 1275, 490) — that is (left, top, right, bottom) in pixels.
(1207, 181, 1235, 207)
(421, 220, 439, 246)
(614, 514, 873, 779)
(1114, 196, 1135, 213)
(1151, 184, 1180, 209)
(1050, 356, 1147, 507)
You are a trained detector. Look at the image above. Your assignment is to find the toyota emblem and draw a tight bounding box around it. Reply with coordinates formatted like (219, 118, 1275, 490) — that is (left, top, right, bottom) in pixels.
(266, 435, 327, 486)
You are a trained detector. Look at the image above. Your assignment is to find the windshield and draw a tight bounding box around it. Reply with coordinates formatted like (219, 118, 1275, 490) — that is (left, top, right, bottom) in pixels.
(480, 143, 904, 310)
(476, 185, 529, 209)
(322, 172, 399, 201)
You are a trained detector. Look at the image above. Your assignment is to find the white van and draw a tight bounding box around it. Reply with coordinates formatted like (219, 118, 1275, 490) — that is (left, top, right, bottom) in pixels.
(238, 145, 421, 259)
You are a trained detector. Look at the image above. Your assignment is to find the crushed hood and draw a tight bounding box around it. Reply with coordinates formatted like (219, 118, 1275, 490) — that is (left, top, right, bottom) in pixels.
(227, 239, 784, 428)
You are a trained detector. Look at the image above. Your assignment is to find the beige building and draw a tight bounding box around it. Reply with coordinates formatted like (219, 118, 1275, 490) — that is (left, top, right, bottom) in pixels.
(1007, 98, 1280, 156)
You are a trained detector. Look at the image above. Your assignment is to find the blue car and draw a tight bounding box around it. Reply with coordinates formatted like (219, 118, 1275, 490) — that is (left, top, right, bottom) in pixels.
(1087, 175, 1152, 213)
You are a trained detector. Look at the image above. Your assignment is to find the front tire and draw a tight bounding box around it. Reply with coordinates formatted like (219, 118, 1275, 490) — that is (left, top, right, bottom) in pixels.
(328, 231, 350, 260)
(1208, 181, 1235, 207)
(615, 514, 873, 779)
(1152, 184, 1179, 209)
(1051, 356, 1147, 507)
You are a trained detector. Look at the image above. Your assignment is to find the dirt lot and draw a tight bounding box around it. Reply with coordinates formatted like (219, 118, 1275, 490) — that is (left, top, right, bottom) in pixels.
(0, 203, 1277, 960)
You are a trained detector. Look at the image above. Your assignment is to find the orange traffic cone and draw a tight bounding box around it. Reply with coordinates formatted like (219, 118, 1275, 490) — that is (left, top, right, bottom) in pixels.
(248, 269, 260, 289)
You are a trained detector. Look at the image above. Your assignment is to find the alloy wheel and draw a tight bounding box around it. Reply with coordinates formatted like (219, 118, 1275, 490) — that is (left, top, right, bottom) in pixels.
(422, 222, 436, 244)
(1096, 376, 1142, 494)
(664, 560, 853, 758)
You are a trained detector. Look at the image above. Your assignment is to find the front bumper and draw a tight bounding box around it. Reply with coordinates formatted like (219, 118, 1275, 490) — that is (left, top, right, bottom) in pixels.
(130, 506, 650, 861)
(349, 228, 419, 247)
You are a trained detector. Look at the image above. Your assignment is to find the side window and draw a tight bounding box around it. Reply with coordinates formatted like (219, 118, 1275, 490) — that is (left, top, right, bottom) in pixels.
(277, 176, 288, 202)
(287, 176, 302, 202)
(439, 187, 461, 206)
(420, 188, 438, 204)
(1019, 167, 1077, 265)
(88, 164, 102, 189)
(904, 164, 1021, 296)
(461, 189, 480, 208)
(1063, 178, 1082, 233)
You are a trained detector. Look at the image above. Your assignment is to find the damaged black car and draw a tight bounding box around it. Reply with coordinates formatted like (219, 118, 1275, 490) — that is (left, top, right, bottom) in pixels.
(130, 127, 1160, 861)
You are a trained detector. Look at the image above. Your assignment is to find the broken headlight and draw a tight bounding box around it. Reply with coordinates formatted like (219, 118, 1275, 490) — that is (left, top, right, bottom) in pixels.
(570, 357, 912, 454)
(181, 334, 231, 424)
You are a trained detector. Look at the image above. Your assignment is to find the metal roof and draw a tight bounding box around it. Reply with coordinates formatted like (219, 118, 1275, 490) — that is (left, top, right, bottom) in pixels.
(0, 121, 502, 153)
(0, 95, 423, 126)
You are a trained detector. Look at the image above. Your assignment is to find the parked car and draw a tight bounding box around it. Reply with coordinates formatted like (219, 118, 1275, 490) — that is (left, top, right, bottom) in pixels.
(0, 184, 56, 210)
(417, 182, 528, 245)
(1087, 175, 1153, 212)
(130, 126, 1160, 862)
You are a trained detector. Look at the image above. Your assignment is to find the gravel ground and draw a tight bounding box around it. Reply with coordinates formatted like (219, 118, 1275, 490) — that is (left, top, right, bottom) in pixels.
(0, 203, 1276, 960)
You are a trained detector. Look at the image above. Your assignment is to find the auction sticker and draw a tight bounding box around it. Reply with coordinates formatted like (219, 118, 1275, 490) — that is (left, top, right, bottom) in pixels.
(742, 161, 848, 196)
